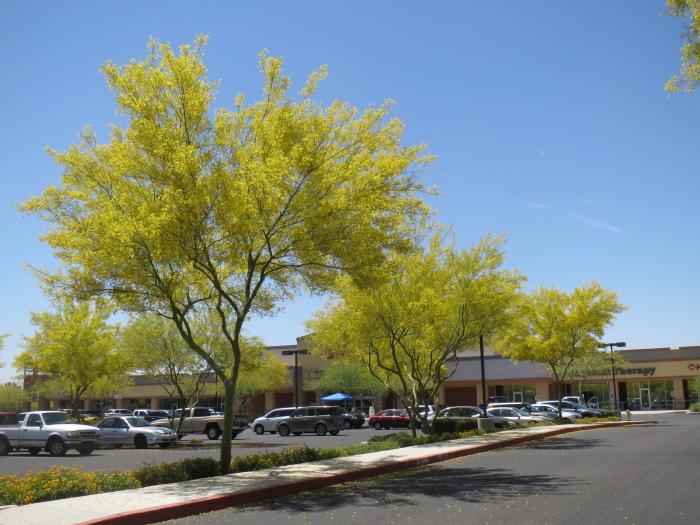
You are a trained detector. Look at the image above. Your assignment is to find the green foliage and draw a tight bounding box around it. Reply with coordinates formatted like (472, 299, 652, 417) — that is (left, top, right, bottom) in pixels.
(0, 467, 138, 506)
(0, 383, 28, 411)
(667, 0, 700, 93)
(133, 457, 220, 486)
(432, 418, 479, 435)
(689, 375, 700, 396)
(687, 402, 700, 412)
(576, 416, 621, 423)
(231, 446, 343, 473)
(311, 360, 386, 398)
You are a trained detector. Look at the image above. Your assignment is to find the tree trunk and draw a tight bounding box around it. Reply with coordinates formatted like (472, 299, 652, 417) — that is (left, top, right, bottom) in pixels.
(220, 379, 235, 474)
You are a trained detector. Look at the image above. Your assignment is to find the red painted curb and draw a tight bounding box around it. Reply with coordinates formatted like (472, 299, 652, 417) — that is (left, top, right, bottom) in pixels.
(75, 421, 651, 525)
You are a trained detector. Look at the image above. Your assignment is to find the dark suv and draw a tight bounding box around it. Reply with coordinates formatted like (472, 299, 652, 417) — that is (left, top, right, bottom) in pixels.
(276, 406, 345, 436)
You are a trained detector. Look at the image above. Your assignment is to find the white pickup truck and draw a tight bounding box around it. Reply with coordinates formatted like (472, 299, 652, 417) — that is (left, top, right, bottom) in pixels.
(0, 411, 101, 456)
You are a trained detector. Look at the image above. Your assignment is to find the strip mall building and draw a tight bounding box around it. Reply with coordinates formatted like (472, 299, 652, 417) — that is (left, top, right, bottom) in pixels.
(32, 339, 700, 414)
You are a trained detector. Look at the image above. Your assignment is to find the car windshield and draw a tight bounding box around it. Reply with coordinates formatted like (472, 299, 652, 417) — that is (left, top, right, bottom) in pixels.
(125, 417, 152, 427)
(514, 408, 530, 416)
(43, 412, 69, 425)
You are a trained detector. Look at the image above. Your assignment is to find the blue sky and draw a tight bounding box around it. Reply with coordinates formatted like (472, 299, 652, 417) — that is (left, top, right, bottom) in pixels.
(1, 1, 698, 382)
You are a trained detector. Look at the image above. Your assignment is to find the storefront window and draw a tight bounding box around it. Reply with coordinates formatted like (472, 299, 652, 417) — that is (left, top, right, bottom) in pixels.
(621, 380, 674, 410)
(492, 384, 537, 403)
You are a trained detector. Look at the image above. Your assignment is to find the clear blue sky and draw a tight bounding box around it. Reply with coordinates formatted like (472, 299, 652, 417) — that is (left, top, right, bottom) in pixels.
(1, 1, 698, 382)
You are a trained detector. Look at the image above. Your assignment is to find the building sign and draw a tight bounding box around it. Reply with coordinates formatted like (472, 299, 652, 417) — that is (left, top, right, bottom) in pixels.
(615, 367, 656, 377)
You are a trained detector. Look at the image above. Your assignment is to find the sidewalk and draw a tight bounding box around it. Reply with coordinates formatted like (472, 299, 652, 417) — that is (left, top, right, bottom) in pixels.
(0, 421, 650, 525)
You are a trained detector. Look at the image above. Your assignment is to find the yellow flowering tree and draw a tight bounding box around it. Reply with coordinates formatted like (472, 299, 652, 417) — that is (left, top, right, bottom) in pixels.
(308, 234, 523, 435)
(14, 299, 128, 416)
(498, 283, 625, 419)
(21, 36, 431, 471)
(667, 0, 700, 93)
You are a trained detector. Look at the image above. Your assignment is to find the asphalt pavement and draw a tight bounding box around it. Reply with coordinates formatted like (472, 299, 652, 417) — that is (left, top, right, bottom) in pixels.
(0, 426, 405, 476)
(161, 413, 698, 525)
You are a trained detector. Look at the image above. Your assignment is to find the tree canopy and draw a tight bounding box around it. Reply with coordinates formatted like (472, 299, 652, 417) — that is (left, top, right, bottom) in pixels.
(498, 282, 625, 416)
(20, 36, 432, 471)
(308, 234, 523, 434)
(15, 299, 130, 414)
(311, 360, 386, 399)
(667, 0, 700, 93)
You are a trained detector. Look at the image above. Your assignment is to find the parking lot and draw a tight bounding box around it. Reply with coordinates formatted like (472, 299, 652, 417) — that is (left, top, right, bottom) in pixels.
(0, 426, 407, 476)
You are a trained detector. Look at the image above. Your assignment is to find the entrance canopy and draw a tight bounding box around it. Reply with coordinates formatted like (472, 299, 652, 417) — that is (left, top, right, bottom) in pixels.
(320, 392, 353, 401)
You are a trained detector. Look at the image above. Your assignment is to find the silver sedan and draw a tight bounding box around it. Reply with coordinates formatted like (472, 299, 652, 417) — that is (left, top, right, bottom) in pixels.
(96, 416, 178, 449)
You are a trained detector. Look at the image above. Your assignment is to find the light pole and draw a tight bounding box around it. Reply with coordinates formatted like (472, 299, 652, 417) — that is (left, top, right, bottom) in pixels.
(597, 341, 626, 411)
(479, 333, 489, 417)
(282, 349, 308, 408)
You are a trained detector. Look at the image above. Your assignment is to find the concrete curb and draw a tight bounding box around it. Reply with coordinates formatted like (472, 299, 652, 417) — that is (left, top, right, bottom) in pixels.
(73, 421, 650, 525)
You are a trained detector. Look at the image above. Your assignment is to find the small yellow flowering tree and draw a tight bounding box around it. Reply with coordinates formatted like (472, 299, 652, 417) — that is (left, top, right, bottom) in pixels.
(308, 234, 523, 435)
(498, 283, 625, 419)
(666, 0, 700, 93)
(15, 299, 128, 416)
(21, 36, 431, 471)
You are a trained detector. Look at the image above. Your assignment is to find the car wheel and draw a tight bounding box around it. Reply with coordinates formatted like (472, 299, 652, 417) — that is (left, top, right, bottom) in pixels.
(206, 424, 222, 440)
(28, 447, 41, 456)
(315, 423, 327, 436)
(254, 425, 265, 435)
(134, 434, 148, 449)
(47, 438, 67, 456)
(0, 438, 11, 456)
(78, 445, 94, 456)
(158, 443, 172, 449)
(278, 424, 290, 437)
(344, 420, 352, 430)
(373, 421, 382, 430)
(330, 430, 340, 435)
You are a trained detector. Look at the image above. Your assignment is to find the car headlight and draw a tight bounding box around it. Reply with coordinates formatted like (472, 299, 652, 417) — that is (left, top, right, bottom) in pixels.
(67, 431, 80, 439)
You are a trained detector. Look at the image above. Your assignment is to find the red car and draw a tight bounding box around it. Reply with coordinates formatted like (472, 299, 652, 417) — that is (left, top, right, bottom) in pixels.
(369, 409, 417, 430)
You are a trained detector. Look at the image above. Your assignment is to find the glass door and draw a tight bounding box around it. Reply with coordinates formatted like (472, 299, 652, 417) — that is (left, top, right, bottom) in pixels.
(640, 388, 651, 409)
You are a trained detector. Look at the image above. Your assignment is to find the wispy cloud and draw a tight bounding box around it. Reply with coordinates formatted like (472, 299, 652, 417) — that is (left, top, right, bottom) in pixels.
(567, 213, 624, 234)
(531, 148, 546, 157)
(522, 200, 553, 211)
(522, 201, 623, 234)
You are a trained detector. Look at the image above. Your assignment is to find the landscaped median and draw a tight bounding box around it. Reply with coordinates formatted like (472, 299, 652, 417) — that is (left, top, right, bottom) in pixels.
(0, 417, 622, 507)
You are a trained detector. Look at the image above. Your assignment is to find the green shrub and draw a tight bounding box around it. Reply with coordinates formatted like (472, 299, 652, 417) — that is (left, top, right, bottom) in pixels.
(432, 418, 478, 435)
(134, 461, 189, 486)
(576, 416, 621, 424)
(179, 457, 221, 480)
(688, 402, 700, 412)
(231, 445, 344, 473)
(0, 466, 138, 506)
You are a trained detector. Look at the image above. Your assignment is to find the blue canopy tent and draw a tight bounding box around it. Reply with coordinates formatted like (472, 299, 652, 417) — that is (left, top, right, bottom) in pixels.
(320, 393, 353, 402)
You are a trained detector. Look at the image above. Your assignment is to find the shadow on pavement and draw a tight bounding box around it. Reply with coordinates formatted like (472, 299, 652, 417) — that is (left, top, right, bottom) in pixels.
(509, 436, 606, 450)
(248, 465, 580, 512)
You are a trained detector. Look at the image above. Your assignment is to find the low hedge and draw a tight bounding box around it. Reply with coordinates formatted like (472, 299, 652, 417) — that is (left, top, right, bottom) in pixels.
(431, 418, 479, 435)
(689, 402, 700, 413)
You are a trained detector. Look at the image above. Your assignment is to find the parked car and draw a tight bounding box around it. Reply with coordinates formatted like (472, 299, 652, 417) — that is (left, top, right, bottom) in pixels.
(252, 407, 296, 435)
(369, 409, 414, 430)
(96, 416, 177, 449)
(0, 411, 100, 456)
(538, 400, 604, 418)
(342, 410, 365, 429)
(486, 407, 543, 425)
(276, 406, 344, 436)
(529, 404, 582, 423)
(406, 405, 437, 421)
(486, 396, 508, 403)
(151, 407, 248, 440)
(105, 408, 133, 416)
(424, 406, 513, 432)
(133, 409, 171, 423)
